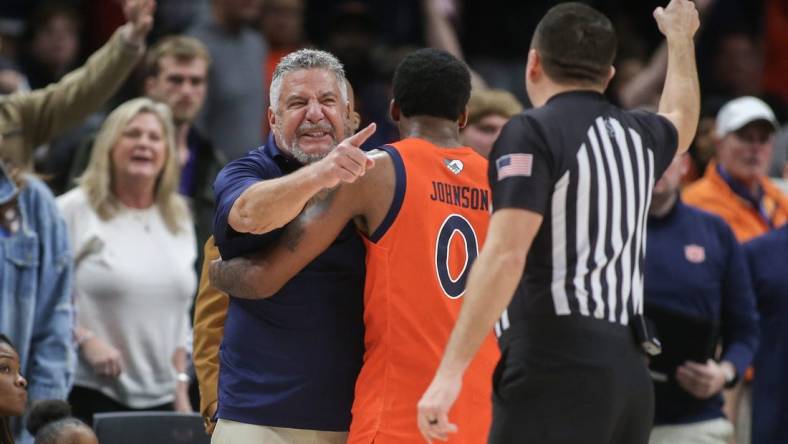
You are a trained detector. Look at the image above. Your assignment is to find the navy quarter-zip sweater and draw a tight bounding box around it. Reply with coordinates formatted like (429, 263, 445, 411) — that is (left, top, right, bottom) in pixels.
(644, 197, 759, 425)
(745, 225, 788, 444)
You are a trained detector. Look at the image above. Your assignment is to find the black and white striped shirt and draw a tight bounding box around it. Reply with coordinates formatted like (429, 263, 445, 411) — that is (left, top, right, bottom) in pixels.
(490, 91, 677, 334)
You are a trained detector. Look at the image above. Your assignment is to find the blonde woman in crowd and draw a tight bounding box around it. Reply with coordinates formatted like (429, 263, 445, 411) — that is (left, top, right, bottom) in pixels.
(57, 98, 196, 425)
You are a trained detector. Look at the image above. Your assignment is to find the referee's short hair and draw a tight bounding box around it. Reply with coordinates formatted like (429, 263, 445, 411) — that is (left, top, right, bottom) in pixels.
(532, 2, 617, 86)
(393, 48, 471, 121)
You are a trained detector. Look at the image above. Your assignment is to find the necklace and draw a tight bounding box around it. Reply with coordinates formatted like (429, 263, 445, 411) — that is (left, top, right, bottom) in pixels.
(129, 208, 153, 233)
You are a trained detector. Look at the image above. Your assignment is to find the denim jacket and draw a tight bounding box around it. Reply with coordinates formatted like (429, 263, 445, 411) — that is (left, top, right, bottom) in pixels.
(0, 164, 74, 403)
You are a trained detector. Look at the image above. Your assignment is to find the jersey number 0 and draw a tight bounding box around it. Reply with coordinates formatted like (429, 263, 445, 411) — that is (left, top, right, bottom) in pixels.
(435, 214, 479, 299)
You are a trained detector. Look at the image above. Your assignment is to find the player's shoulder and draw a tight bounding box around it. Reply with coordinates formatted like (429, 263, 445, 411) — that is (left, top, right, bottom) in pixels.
(346, 147, 395, 195)
(366, 147, 394, 162)
(363, 147, 396, 176)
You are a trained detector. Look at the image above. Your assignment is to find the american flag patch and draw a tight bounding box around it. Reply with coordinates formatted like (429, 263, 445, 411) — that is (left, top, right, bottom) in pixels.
(496, 153, 533, 180)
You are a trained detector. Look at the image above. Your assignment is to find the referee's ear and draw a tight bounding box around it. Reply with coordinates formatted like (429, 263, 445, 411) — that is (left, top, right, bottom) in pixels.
(526, 49, 540, 81)
(603, 66, 616, 91)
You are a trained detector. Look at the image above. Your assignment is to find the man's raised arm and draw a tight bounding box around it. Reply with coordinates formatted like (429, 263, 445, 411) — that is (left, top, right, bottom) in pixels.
(12, 0, 154, 154)
(654, 0, 701, 155)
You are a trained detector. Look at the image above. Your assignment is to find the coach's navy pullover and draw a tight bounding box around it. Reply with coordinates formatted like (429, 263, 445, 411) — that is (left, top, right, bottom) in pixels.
(211, 134, 365, 431)
(644, 197, 759, 425)
(745, 225, 788, 444)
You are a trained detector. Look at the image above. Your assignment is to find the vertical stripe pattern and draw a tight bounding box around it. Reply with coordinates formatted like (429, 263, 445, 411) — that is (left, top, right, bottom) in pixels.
(550, 172, 571, 315)
(549, 117, 657, 325)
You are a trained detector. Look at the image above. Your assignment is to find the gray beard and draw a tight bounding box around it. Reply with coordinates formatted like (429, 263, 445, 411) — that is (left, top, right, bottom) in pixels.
(275, 124, 340, 164)
(288, 122, 356, 164)
(288, 143, 332, 164)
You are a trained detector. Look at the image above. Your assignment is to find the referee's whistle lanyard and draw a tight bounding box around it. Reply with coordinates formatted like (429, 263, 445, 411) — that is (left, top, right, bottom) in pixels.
(717, 164, 775, 229)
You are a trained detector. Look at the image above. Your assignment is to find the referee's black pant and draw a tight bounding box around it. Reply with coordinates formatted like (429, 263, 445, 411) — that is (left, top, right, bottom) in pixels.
(489, 316, 653, 444)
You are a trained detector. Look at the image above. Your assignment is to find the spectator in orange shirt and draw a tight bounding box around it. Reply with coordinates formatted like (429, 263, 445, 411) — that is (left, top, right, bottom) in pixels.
(683, 96, 788, 242)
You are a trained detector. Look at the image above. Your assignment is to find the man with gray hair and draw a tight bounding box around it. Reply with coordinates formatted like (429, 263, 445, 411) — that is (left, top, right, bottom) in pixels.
(204, 48, 375, 443)
(683, 96, 788, 242)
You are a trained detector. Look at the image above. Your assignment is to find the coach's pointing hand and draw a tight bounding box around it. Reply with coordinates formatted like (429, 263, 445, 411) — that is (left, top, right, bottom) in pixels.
(316, 123, 376, 189)
(653, 0, 700, 40)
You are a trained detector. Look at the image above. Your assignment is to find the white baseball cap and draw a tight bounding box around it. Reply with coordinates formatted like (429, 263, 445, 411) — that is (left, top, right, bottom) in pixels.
(716, 96, 779, 138)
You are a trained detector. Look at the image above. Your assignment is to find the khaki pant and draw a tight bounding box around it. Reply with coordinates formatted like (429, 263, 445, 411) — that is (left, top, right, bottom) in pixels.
(211, 419, 348, 444)
(734, 384, 752, 444)
(649, 418, 734, 444)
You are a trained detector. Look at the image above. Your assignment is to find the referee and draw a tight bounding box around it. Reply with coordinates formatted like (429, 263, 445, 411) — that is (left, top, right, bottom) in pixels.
(418, 1, 699, 444)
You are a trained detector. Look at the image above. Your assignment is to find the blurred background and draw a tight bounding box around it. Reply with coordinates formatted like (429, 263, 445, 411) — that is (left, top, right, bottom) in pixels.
(0, 0, 785, 162)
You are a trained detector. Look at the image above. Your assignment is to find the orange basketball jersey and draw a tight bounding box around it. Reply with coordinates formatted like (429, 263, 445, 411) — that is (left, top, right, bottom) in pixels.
(348, 138, 500, 444)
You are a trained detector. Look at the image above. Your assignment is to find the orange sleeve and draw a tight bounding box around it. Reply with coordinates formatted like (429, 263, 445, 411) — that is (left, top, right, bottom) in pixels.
(192, 236, 229, 417)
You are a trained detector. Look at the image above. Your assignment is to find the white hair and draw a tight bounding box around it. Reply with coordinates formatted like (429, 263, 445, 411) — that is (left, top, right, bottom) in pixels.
(269, 49, 348, 111)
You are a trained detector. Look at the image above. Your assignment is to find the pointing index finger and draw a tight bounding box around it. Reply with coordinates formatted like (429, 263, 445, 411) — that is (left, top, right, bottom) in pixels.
(347, 122, 377, 147)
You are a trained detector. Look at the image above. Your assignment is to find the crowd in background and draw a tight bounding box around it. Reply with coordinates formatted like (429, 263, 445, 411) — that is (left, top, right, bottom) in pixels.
(1, 0, 786, 175)
(0, 0, 786, 443)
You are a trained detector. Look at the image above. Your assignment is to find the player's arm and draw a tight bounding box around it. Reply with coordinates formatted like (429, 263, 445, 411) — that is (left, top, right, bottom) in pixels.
(212, 185, 361, 298)
(227, 124, 375, 235)
(211, 149, 392, 299)
(654, 0, 700, 155)
(417, 209, 542, 442)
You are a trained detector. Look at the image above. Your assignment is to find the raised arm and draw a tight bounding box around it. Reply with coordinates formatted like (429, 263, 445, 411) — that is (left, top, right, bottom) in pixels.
(618, 43, 668, 109)
(9, 0, 154, 154)
(228, 124, 376, 234)
(654, 0, 701, 155)
(421, 0, 487, 91)
(619, 0, 715, 109)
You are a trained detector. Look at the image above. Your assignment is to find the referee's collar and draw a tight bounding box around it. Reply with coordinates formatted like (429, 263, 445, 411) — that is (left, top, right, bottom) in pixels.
(546, 89, 606, 104)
